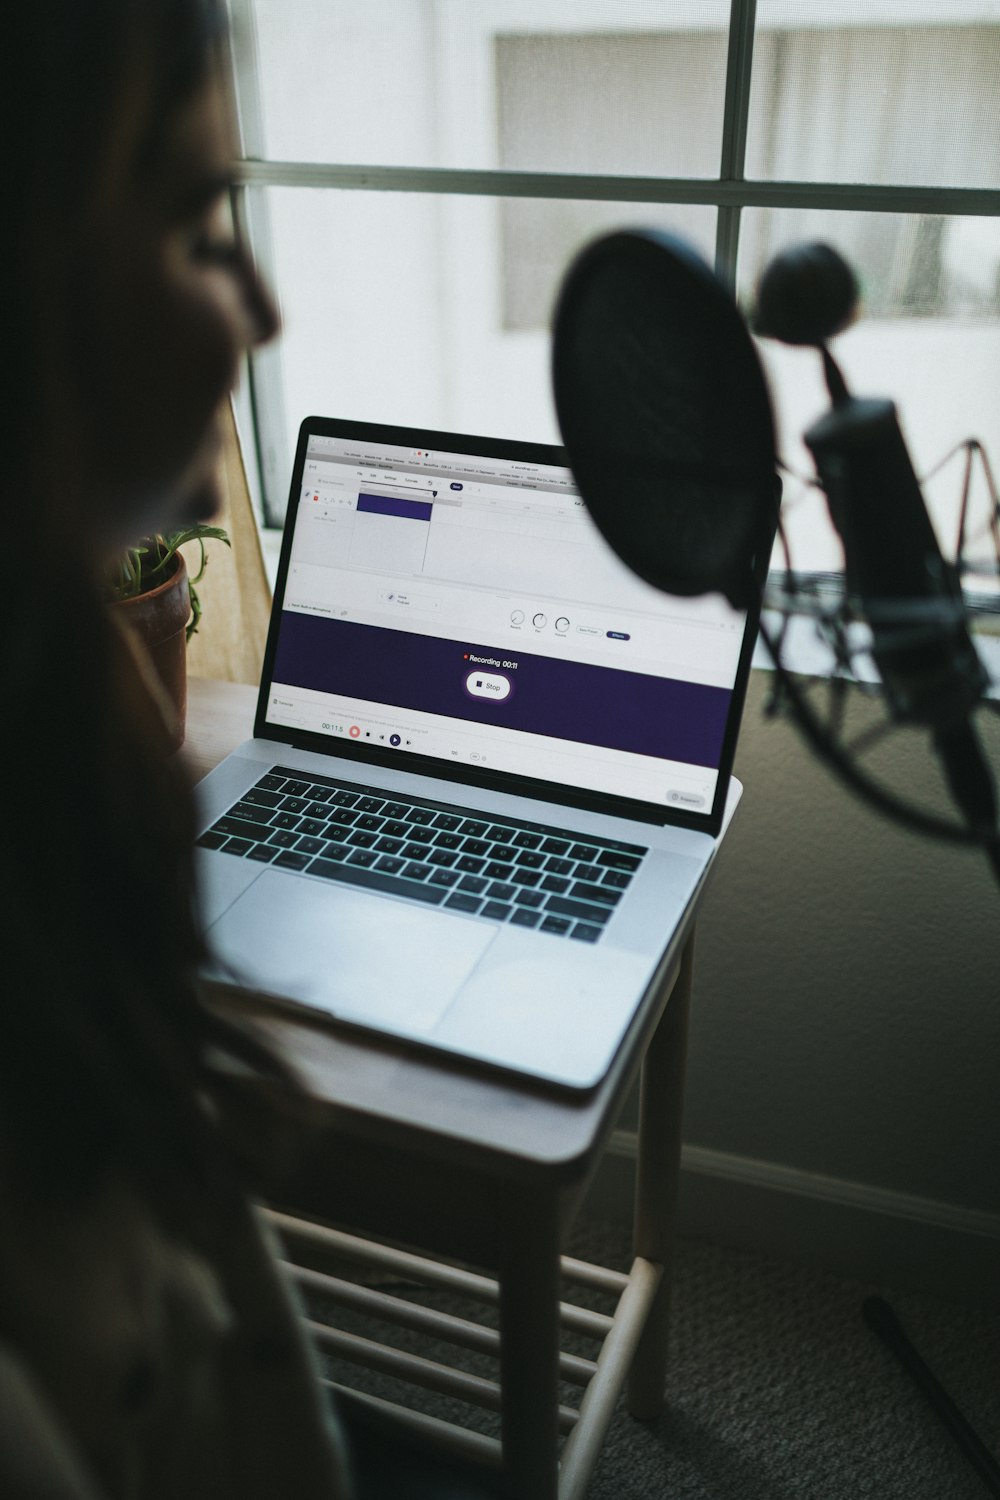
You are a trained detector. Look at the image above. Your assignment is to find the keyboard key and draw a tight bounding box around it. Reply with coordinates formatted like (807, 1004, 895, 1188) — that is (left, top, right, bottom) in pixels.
(445, 892, 482, 914)
(484, 861, 515, 881)
(356, 814, 384, 832)
(319, 842, 349, 862)
(222, 837, 254, 855)
(275, 850, 311, 871)
(461, 838, 491, 858)
(279, 796, 308, 813)
(544, 894, 612, 925)
(513, 832, 541, 850)
(297, 817, 327, 837)
(540, 915, 572, 935)
(598, 849, 643, 872)
(347, 849, 378, 868)
(429, 868, 460, 888)
(268, 830, 299, 848)
(306, 857, 447, 904)
(514, 889, 545, 909)
(489, 845, 517, 864)
(541, 838, 570, 855)
(574, 864, 602, 884)
(348, 831, 378, 849)
(433, 813, 462, 831)
(375, 855, 405, 875)
(403, 862, 430, 881)
(515, 850, 545, 869)
(381, 820, 409, 839)
(510, 908, 541, 929)
(570, 923, 602, 943)
(459, 819, 489, 838)
(545, 857, 574, 876)
(455, 855, 484, 874)
(322, 825, 350, 844)
(215, 815, 270, 841)
(569, 844, 599, 863)
(304, 802, 332, 819)
(407, 826, 435, 845)
(256, 774, 286, 791)
(283, 780, 310, 798)
(458, 875, 487, 894)
(331, 791, 358, 807)
(305, 786, 333, 803)
(511, 868, 540, 887)
(375, 836, 404, 855)
(407, 807, 435, 825)
(541, 875, 570, 894)
(487, 881, 517, 902)
(272, 812, 301, 830)
(570, 881, 621, 907)
(481, 901, 512, 921)
(196, 830, 227, 850)
(487, 825, 514, 843)
(231, 801, 276, 825)
(603, 870, 632, 890)
(243, 788, 281, 808)
(402, 841, 431, 861)
(247, 843, 279, 863)
(356, 796, 384, 813)
(428, 849, 457, 868)
(329, 808, 358, 826)
(434, 831, 463, 850)
(295, 836, 326, 855)
(382, 802, 408, 819)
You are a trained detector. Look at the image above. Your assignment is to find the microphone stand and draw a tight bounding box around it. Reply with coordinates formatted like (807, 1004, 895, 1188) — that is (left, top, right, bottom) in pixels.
(773, 342, 1000, 887)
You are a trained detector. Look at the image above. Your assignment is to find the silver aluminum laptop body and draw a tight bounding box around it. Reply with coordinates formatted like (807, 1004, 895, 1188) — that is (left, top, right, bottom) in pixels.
(195, 418, 760, 1091)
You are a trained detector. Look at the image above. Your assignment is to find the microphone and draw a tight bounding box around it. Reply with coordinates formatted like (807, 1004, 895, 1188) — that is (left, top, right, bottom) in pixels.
(757, 244, 998, 850)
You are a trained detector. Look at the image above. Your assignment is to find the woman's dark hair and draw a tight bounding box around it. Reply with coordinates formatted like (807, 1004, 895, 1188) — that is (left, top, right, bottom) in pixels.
(0, 0, 304, 1206)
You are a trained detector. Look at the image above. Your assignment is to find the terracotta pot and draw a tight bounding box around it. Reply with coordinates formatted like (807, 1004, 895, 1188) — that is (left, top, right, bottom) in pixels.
(116, 552, 191, 752)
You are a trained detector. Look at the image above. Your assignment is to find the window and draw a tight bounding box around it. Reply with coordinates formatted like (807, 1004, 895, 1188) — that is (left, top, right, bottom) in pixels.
(228, 0, 1000, 577)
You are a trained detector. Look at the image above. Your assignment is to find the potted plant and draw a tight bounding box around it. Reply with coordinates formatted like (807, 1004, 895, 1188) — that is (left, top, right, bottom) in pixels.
(107, 524, 230, 751)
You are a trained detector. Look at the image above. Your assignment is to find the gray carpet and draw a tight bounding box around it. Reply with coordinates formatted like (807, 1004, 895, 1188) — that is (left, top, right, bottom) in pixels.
(306, 1218, 1000, 1499)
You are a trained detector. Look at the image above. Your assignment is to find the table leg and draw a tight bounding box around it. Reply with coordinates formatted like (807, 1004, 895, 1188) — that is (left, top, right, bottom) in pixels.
(498, 1191, 562, 1500)
(627, 930, 694, 1420)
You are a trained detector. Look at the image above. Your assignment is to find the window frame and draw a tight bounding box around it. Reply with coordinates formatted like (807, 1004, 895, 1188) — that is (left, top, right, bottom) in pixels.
(226, 0, 1000, 540)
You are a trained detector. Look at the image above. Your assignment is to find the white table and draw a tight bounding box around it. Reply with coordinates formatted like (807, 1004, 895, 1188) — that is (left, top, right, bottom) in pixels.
(185, 676, 727, 1500)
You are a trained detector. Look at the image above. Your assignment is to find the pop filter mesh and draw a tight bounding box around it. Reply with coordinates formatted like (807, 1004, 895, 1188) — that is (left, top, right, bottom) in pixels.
(552, 231, 778, 609)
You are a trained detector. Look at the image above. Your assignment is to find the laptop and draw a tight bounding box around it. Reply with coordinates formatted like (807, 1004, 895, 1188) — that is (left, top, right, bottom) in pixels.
(194, 416, 761, 1091)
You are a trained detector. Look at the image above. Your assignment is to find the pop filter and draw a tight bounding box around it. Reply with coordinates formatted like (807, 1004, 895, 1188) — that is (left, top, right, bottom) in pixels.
(551, 229, 780, 611)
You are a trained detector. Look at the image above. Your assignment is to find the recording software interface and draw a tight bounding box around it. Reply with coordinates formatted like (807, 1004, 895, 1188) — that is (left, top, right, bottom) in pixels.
(265, 434, 748, 811)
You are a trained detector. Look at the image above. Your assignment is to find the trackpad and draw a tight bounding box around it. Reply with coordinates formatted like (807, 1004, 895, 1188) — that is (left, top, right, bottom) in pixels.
(205, 870, 495, 1033)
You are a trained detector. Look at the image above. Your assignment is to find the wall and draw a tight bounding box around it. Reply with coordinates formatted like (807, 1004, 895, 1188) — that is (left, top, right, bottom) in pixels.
(596, 669, 1000, 1303)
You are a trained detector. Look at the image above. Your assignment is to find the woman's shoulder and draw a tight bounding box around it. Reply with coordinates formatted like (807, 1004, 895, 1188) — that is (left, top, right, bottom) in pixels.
(0, 1340, 104, 1498)
(0, 1171, 353, 1500)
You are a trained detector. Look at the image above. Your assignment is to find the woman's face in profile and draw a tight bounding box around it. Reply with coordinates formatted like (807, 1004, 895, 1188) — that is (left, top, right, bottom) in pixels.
(73, 60, 278, 551)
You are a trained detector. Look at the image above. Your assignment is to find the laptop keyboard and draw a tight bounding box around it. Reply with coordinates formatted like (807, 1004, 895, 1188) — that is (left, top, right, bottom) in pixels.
(197, 765, 648, 944)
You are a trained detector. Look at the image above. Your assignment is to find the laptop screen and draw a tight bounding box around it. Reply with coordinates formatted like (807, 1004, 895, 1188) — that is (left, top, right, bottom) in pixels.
(259, 418, 758, 829)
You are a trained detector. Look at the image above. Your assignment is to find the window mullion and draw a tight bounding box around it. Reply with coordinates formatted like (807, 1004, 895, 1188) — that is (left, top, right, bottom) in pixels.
(226, 0, 291, 522)
(715, 0, 759, 288)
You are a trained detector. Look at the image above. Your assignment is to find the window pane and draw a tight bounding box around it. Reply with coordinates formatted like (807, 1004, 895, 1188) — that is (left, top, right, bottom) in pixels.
(747, 5, 1000, 188)
(247, 186, 715, 521)
(243, 0, 730, 174)
(736, 208, 1000, 573)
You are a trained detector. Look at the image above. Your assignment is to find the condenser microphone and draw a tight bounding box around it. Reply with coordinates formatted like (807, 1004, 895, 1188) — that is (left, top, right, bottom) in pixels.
(551, 229, 1000, 868)
(759, 244, 998, 846)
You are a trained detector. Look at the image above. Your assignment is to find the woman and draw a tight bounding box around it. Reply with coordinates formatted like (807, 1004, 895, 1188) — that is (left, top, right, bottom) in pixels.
(0, 2, 354, 1495)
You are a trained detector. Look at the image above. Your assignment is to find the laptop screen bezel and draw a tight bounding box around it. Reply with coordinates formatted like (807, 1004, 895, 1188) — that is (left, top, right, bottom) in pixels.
(254, 416, 767, 835)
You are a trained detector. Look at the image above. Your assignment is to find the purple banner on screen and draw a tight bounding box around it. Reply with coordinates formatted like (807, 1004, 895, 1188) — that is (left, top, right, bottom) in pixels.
(358, 492, 433, 522)
(272, 614, 731, 768)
